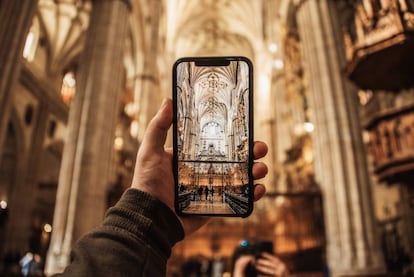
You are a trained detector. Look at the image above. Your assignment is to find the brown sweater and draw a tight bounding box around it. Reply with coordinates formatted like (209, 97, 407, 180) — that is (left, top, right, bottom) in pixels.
(53, 189, 185, 277)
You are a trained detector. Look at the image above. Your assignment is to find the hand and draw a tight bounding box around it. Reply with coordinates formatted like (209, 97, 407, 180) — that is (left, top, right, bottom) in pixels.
(232, 255, 256, 277)
(255, 252, 289, 277)
(131, 98, 269, 236)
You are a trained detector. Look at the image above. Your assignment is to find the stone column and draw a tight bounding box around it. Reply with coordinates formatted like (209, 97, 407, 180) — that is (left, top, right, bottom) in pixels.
(254, 50, 277, 193)
(5, 95, 50, 254)
(45, 0, 131, 274)
(136, 0, 162, 141)
(295, 1, 386, 276)
(270, 68, 289, 192)
(0, 0, 38, 163)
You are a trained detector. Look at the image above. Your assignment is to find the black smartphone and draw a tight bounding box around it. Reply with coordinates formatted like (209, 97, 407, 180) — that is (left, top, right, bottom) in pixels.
(235, 240, 274, 257)
(172, 56, 254, 217)
(232, 241, 274, 277)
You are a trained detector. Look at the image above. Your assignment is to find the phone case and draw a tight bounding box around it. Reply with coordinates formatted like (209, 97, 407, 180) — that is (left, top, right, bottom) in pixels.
(173, 56, 254, 217)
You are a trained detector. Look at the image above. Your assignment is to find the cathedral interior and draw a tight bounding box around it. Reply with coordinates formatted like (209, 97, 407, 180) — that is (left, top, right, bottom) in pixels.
(175, 59, 252, 216)
(1, 0, 414, 276)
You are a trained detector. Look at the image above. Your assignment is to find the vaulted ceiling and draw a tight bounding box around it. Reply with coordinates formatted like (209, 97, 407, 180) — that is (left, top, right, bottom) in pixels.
(163, 0, 282, 59)
(36, 0, 90, 75)
(34, 0, 285, 82)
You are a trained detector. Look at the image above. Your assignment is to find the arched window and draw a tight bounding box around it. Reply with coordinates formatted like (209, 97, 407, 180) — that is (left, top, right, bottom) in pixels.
(23, 19, 40, 62)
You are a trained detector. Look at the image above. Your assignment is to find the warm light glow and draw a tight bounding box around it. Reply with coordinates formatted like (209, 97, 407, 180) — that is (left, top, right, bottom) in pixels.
(61, 72, 76, 104)
(64, 74, 76, 87)
(114, 137, 124, 150)
(275, 196, 286, 206)
(274, 221, 286, 235)
(269, 43, 278, 53)
(43, 223, 52, 233)
(130, 121, 139, 138)
(257, 73, 271, 117)
(358, 89, 373, 106)
(362, 130, 370, 144)
(273, 59, 284, 69)
(304, 122, 314, 133)
(0, 200, 7, 209)
(259, 74, 270, 96)
(294, 122, 314, 135)
(23, 27, 38, 62)
(124, 102, 139, 117)
(303, 148, 314, 163)
(23, 32, 34, 60)
(124, 159, 133, 168)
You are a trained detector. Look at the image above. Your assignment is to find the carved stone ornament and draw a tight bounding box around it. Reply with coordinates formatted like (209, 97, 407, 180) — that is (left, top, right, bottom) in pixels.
(341, 0, 414, 90)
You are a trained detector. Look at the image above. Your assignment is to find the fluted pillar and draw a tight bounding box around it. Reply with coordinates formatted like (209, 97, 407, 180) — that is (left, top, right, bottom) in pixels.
(136, 0, 162, 141)
(0, 0, 38, 163)
(254, 50, 277, 193)
(45, 0, 131, 274)
(295, 1, 386, 276)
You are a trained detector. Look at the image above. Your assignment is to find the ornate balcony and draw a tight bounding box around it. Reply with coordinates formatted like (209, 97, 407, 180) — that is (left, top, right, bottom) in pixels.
(343, 0, 414, 91)
(366, 103, 414, 182)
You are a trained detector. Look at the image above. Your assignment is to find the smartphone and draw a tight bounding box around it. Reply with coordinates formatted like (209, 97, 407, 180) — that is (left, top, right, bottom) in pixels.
(233, 241, 274, 277)
(172, 56, 254, 217)
(236, 240, 274, 257)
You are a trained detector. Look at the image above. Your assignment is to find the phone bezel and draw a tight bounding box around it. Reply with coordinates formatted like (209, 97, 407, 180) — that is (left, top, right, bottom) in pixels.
(172, 56, 254, 217)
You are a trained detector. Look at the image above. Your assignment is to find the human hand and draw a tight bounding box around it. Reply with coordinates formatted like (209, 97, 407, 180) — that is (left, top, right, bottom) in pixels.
(255, 252, 289, 277)
(131, 98, 176, 209)
(232, 255, 256, 277)
(131, 98, 269, 236)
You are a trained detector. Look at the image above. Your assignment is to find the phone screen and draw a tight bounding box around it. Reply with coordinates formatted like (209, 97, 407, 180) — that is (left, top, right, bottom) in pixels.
(173, 56, 253, 217)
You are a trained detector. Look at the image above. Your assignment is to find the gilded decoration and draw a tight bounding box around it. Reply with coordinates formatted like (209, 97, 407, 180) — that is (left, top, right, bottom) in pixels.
(366, 103, 414, 182)
(339, 0, 414, 90)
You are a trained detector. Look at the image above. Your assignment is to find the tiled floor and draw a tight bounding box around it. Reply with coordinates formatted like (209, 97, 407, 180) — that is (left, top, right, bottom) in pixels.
(183, 196, 234, 215)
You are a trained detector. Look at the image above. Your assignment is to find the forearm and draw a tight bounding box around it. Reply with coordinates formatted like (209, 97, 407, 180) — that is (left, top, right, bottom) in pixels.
(53, 189, 184, 277)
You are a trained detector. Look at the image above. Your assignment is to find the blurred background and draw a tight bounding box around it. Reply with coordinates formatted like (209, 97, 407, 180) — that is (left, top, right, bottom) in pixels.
(0, 0, 413, 276)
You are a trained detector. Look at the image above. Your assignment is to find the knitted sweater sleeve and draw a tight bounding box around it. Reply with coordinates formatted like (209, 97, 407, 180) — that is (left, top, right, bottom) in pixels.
(53, 188, 185, 277)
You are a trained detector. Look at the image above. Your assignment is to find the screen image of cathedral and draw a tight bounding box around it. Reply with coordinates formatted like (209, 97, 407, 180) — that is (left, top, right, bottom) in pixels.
(175, 61, 251, 215)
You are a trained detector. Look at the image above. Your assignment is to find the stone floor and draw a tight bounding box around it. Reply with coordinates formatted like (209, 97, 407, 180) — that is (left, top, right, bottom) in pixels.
(182, 195, 234, 215)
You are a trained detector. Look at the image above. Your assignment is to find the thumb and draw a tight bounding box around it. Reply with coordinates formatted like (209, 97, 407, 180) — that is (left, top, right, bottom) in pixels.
(140, 98, 173, 152)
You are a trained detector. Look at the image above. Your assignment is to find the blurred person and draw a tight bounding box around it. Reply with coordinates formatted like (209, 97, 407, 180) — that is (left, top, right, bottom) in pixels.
(232, 241, 289, 277)
(20, 252, 43, 277)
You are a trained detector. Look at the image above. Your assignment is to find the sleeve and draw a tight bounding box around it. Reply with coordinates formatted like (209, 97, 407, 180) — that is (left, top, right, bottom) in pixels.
(53, 188, 185, 277)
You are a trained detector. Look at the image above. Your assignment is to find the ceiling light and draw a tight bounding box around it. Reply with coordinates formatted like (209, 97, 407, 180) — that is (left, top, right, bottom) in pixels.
(0, 200, 7, 209)
(273, 59, 284, 69)
(269, 43, 278, 53)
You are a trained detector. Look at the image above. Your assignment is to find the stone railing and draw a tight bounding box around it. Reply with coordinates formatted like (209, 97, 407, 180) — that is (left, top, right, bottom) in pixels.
(224, 192, 249, 214)
(177, 191, 192, 210)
